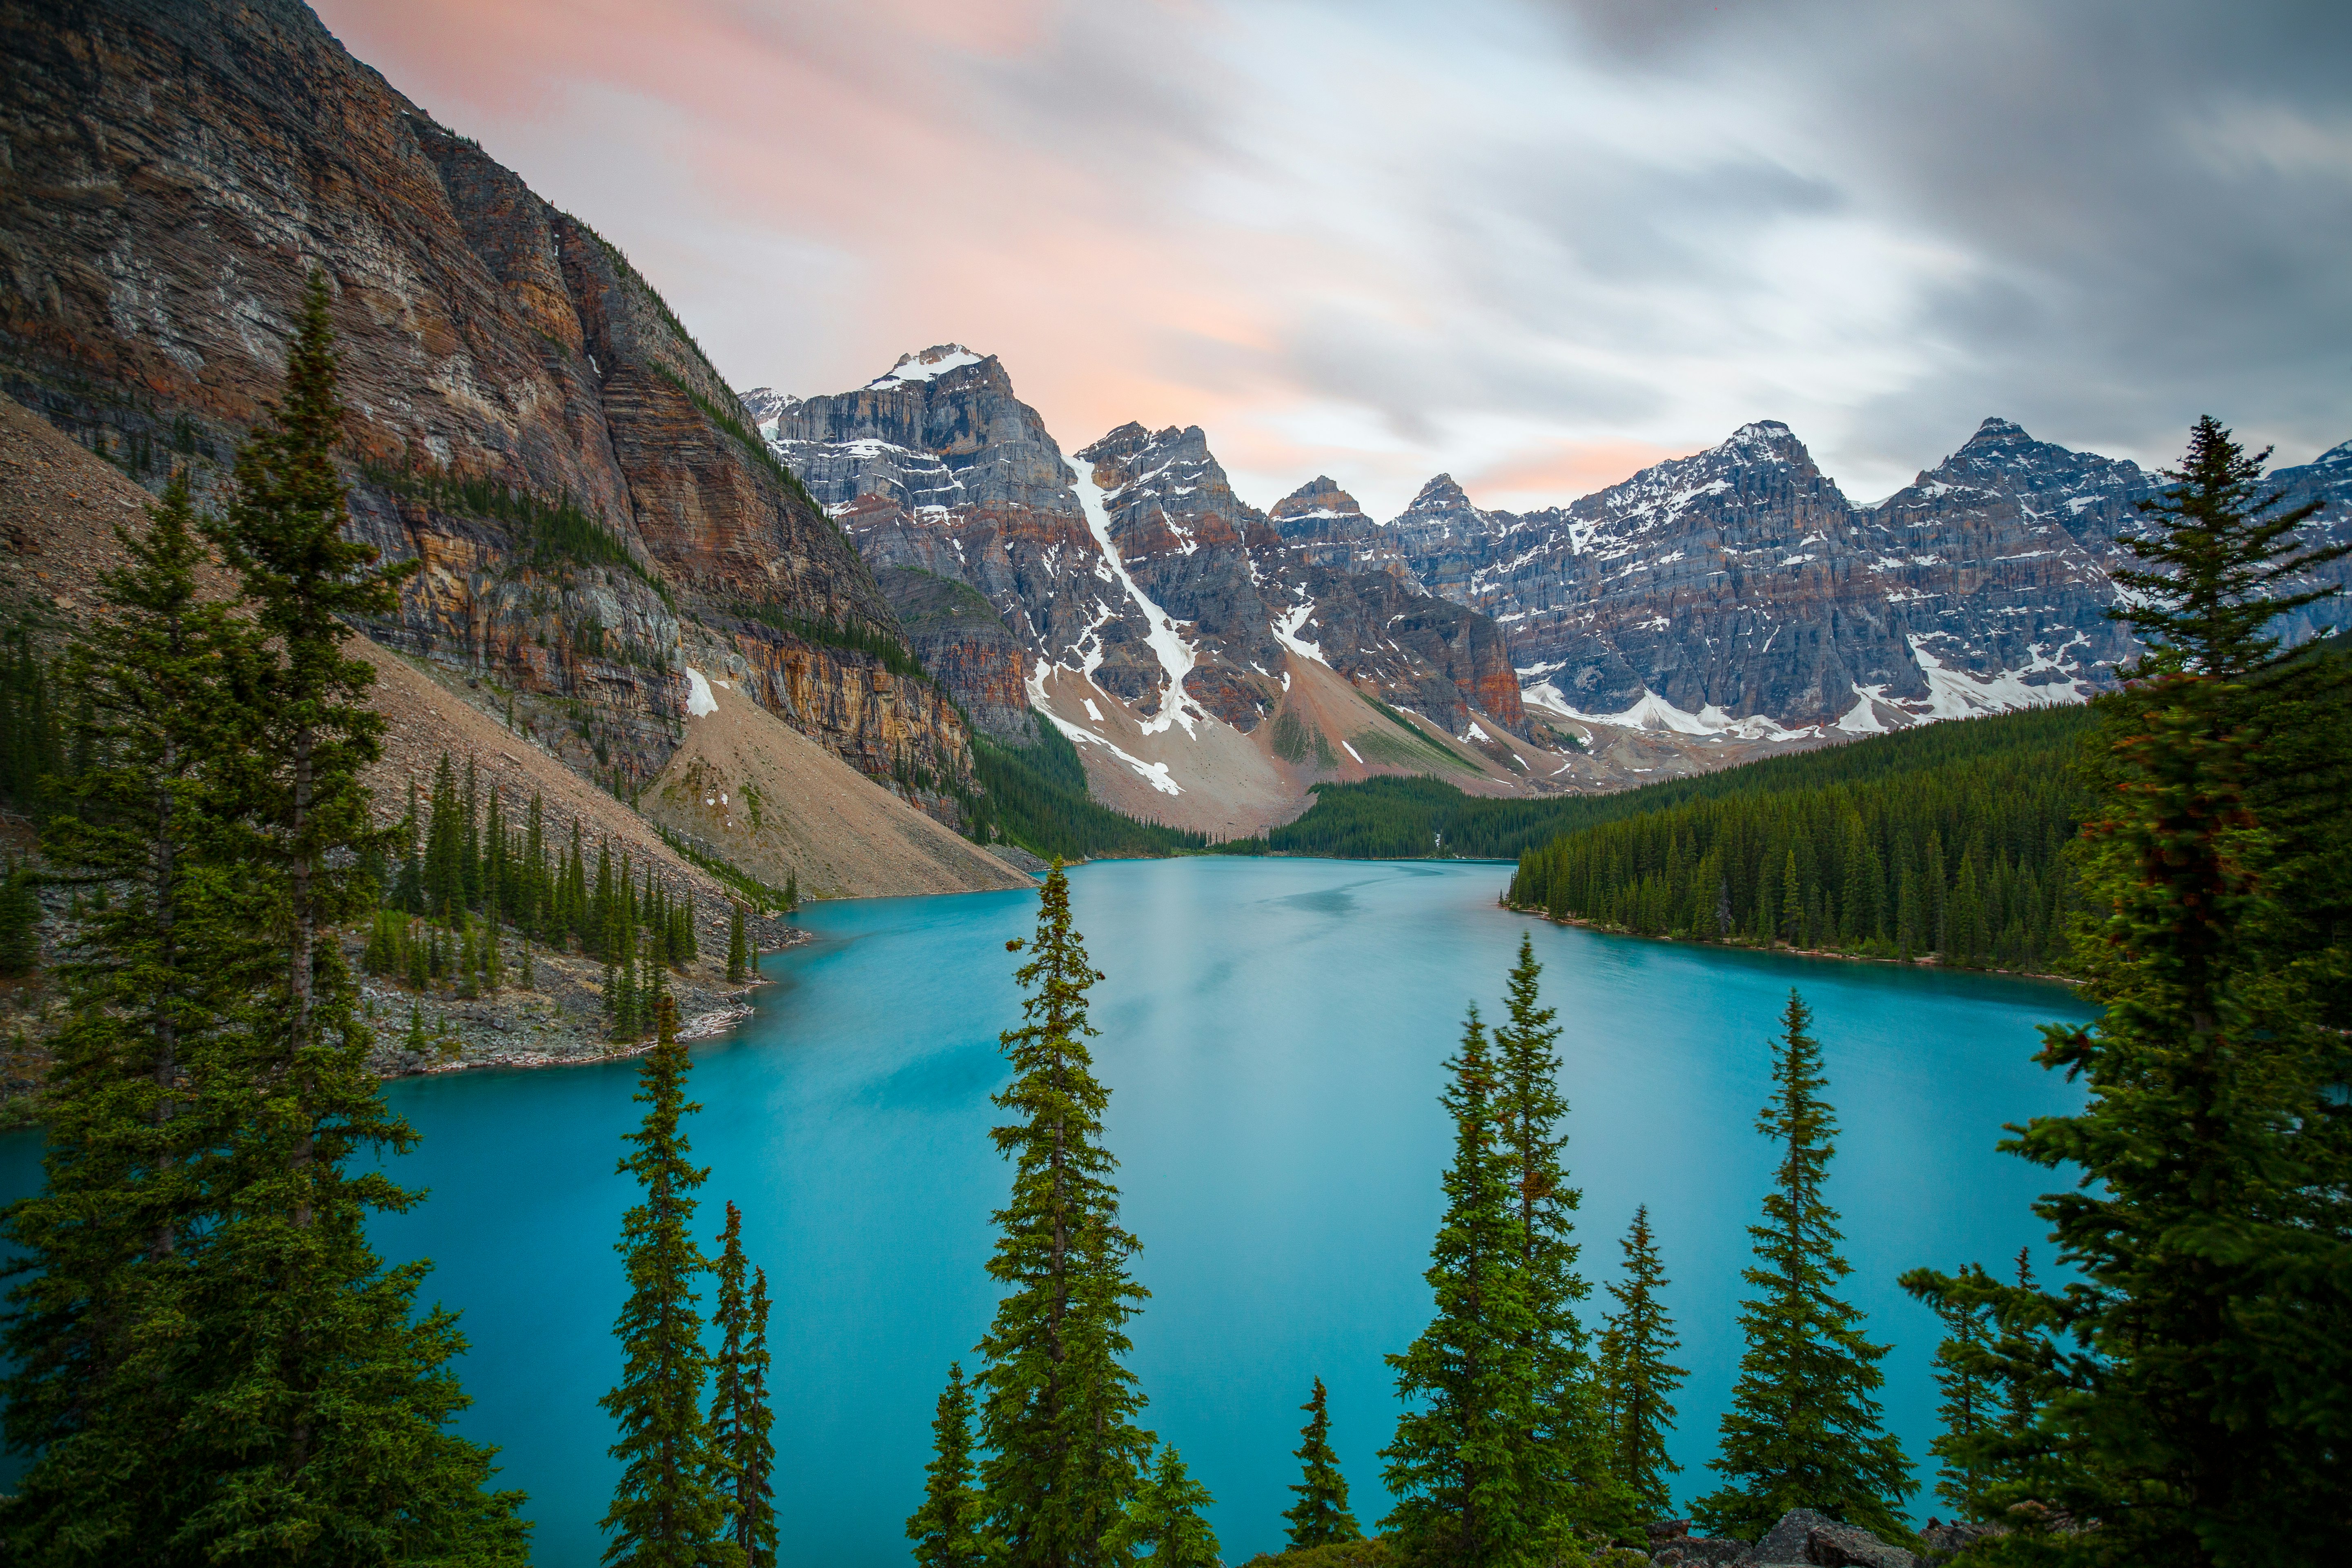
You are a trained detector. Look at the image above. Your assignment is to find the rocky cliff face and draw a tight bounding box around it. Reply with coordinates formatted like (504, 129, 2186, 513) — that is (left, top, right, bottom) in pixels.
(749, 347, 1157, 737)
(1390, 418, 2352, 732)
(0, 0, 973, 814)
(1074, 421, 1285, 728)
(871, 565, 1035, 742)
(752, 351, 1527, 745)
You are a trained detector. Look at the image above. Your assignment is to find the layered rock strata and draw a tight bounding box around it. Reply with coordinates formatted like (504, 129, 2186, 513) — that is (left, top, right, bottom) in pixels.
(1388, 419, 2352, 731)
(751, 351, 1527, 744)
(0, 0, 972, 815)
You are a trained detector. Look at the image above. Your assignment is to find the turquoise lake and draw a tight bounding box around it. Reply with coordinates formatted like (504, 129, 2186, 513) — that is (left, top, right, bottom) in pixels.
(0, 857, 2095, 1563)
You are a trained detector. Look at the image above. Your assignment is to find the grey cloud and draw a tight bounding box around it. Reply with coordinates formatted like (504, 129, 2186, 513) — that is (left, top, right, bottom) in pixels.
(1532, 0, 2352, 469)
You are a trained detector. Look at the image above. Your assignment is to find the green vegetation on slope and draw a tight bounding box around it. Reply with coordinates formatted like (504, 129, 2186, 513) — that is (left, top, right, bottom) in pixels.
(967, 716, 1206, 862)
(358, 460, 669, 601)
(1508, 707, 2094, 972)
(1241, 703, 2098, 864)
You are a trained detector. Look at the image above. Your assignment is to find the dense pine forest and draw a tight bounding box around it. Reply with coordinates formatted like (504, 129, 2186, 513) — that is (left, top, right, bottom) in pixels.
(1505, 706, 2096, 972)
(969, 720, 1207, 861)
(1223, 705, 2094, 869)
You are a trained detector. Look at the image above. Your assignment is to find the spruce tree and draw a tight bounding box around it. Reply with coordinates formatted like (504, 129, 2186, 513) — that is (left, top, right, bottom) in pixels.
(177, 272, 526, 1561)
(1491, 933, 1624, 1541)
(1283, 1376, 1361, 1548)
(709, 1201, 776, 1568)
(1382, 1005, 1539, 1566)
(1692, 991, 1913, 1541)
(971, 860, 1153, 1568)
(908, 1364, 987, 1568)
(602, 995, 734, 1567)
(1598, 1205, 1685, 1521)
(0, 470, 276, 1559)
(1903, 419, 2352, 1563)
(1104, 1446, 1219, 1568)
(727, 902, 748, 984)
(1922, 1265, 1994, 1514)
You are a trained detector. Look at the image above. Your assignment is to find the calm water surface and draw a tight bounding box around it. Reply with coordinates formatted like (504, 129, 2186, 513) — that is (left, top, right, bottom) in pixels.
(0, 858, 2094, 1564)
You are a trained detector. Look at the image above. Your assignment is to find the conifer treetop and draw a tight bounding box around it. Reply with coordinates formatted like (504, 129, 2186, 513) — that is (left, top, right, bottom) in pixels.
(2114, 413, 2346, 679)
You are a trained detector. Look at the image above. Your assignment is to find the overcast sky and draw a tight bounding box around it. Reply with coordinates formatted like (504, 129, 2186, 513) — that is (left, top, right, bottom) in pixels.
(317, 0, 2352, 515)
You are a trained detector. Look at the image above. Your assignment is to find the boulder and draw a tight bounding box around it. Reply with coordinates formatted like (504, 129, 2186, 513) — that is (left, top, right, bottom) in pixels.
(1804, 1518, 1918, 1568)
(1742, 1508, 1841, 1564)
(1916, 1520, 2003, 1563)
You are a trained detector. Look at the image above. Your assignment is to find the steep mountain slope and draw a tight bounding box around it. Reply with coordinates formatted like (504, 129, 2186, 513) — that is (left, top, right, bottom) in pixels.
(642, 670, 1027, 900)
(0, 0, 975, 840)
(747, 349, 1550, 833)
(1389, 418, 2352, 733)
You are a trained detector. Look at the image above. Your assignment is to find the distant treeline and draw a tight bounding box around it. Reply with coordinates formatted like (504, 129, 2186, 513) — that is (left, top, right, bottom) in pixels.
(968, 718, 1206, 862)
(1224, 704, 2099, 874)
(1507, 706, 2094, 972)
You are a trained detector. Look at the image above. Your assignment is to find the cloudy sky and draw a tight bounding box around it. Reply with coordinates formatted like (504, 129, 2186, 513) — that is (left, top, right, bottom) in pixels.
(317, 0, 2350, 516)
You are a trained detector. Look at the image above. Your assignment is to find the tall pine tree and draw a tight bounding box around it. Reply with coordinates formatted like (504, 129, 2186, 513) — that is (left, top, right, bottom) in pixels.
(180, 271, 526, 1562)
(708, 1201, 776, 1568)
(972, 860, 1153, 1567)
(1921, 1264, 1995, 1515)
(1598, 1205, 1686, 1522)
(1491, 934, 1625, 1543)
(0, 471, 277, 1560)
(1903, 418, 2352, 1563)
(601, 996, 734, 1567)
(1382, 1005, 1539, 1567)
(1693, 991, 1913, 1541)
(1283, 1376, 1361, 1548)
(908, 1364, 987, 1568)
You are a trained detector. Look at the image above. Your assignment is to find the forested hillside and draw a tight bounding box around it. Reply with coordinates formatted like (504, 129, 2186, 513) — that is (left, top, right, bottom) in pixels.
(1244, 704, 2095, 866)
(1506, 706, 2100, 971)
(968, 719, 1207, 862)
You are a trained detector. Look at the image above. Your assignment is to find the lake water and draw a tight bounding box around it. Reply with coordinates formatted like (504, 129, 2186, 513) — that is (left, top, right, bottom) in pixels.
(0, 857, 2094, 1563)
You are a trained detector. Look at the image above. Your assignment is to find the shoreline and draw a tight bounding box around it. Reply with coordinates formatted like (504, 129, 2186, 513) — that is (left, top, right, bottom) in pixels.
(1505, 903, 2080, 987)
(363, 922, 813, 1080)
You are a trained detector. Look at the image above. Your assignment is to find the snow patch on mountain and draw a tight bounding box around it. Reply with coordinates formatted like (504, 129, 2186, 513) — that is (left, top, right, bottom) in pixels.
(1023, 664, 1183, 795)
(1531, 683, 1814, 740)
(1904, 635, 2094, 719)
(1062, 451, 1204, 736)
(866, 345, 983, 389)
(1271, 598, 1327, 666)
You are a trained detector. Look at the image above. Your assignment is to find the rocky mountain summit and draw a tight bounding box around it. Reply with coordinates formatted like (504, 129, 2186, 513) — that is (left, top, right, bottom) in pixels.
(0, 0, 986, 852)
(1386, 418, 2352, 733)
(747, 352, 1541, 829)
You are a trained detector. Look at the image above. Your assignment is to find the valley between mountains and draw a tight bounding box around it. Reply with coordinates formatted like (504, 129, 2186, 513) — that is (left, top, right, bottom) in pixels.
(5, 0, 2351, 886)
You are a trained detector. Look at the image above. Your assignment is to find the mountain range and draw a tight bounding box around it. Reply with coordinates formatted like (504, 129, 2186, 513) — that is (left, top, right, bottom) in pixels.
(745, 351, 2352, 821)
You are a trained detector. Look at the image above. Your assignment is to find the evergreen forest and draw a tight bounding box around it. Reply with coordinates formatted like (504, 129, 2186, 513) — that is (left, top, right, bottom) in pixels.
(1504, 706, 2096, 972)
(968, 721, 1208, 862)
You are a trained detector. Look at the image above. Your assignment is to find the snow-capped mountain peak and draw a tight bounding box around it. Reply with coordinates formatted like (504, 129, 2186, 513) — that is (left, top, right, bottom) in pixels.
(866, 344, 986, 389)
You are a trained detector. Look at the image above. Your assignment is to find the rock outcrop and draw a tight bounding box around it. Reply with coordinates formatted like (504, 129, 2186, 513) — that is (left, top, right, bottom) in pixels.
(1389, 419, 2352, 733)
(755, 353, 1550, 829)
(0, 0, 974, 821)
(753, 353, 1532, 758)
(871, 565, 1036, 742)
(749, 345, 1146, 710)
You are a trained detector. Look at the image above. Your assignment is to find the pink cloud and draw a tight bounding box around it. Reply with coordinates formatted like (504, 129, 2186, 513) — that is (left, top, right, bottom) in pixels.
(1469, 439, 1703, 511)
